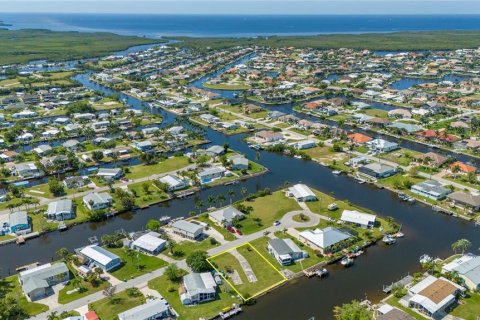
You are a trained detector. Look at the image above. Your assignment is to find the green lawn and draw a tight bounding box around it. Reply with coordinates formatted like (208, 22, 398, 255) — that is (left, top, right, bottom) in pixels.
(362, 109, 388, 118)
(235, 190, 301, 234)
(126, 181, 170, 208)
(451, 293, 480, 320)
(148, 271, 240, 320)
(58, 265, 110, 305)
(88, 289, 146, 320)
(167, 237, 220, 260)
(107, 247, 168, 281)
(378, 149, 421, 166)
(209, 243, 285, 299)
(204, 83, 251, 90)
(125, 156, 190, 180)
(249, 235, 325, 273)
(386, 296, 427, 320)
(0, 275, 49, 316)
(216, 104, 269, 119)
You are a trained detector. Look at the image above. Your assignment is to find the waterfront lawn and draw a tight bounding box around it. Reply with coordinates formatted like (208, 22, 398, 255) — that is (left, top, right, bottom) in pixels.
(25, 183, 55, 198)
(217, 104, 269, 119)
(58, 267, 110, 305)
(148, 271, 240, 320)
(450, 292, 480, 320)
(0, 275, 49, 316)
(249, 235, 325, 273)
(125, 156, 190, 180)
(209, 243, 285, 299)
(126, 181, 170, 208)
(88, 289, 146, 320)
(168, 237, 220, 260)
(362, 109, 388, 118)
(235, 190, 301, 234)
(303, 146, 346, 164)
(107, 247, 168, 281)
(196, 214, 237, 241)
(204, 83, 251, 90)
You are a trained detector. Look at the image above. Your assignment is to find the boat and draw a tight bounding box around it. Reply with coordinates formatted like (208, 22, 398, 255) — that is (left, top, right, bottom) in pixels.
(332, 170, 342, 175)
(16, 236, 26, 245)
(340, 257, 354, 267)
(315, 268, 329, 277)
(58, 223, 68, 231)
(328, 203, 338, 211)
(419, 254, 433, 264)
(159, 216, 171, 225)
(294, 155, 302, 159)
(394, 232, 405, 238)
(382, 235, 397, 245)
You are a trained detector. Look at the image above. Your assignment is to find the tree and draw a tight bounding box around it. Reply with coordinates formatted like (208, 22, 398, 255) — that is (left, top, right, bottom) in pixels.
(102, 284, 117, 301)
(186, 251, 212, 272)
(56, 247, 70, 261)
(47, 311, 59, 320)
(48, 178, 65, 196)
(165, 263, 181, 282)
(146, 219, 161, 231)
(228, 189, 235, 204)
(92, 150, 104, 162)
(0, 297, 28, 319)
(333, 300, 372, 320)
(451, 239, 471, 254)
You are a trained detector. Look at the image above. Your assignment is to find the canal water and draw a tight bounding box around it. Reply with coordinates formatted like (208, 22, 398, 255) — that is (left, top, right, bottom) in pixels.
(1, 45, 479, 320)
(390, 74, 471, 90)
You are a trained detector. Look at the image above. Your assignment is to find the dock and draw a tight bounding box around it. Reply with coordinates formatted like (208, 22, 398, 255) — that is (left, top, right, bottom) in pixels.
(219, 305, 242, 319)
(382, 274, 413, 293)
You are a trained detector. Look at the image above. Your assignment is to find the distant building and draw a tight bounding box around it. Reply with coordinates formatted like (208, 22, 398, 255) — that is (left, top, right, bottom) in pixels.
(286, 184, 317, 202)
(180, 272, 217, 305)
(19, 262, 69, 301)
(63, 176, 89, 189)
(96, 168, 123, 181)
(228, 155, 249, 171)
(171, 220, 203, 240)
(267, 238, 305, 265)
(376, 304, 415, 320)
(9, 211, 30, 234)
(447, 191, 480, 212)
(197, 166, 226, 184)
(295, 139, 316, 150)
(366, 139, 399, 153)
(255, 130, 283, 142)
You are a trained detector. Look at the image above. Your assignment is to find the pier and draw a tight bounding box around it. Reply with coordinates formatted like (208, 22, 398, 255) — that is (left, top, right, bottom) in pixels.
(382, 274, 413, 294)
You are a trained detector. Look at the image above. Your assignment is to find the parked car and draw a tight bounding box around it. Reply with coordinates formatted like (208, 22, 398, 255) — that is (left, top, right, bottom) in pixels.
(273, 220, 281, 226)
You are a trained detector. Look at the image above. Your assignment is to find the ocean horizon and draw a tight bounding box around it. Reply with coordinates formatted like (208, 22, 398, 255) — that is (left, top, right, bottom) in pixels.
(1, 13, 480, 38)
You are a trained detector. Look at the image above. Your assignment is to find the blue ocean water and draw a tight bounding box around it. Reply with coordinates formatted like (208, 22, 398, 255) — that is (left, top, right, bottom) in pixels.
(1, 13, 480, 37)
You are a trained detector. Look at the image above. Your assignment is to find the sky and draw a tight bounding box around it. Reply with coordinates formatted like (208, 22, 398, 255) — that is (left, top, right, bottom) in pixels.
(1, 0, 480, 15)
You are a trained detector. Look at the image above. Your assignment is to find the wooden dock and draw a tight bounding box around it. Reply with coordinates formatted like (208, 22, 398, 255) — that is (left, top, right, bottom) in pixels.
(382, 274, 413, 293)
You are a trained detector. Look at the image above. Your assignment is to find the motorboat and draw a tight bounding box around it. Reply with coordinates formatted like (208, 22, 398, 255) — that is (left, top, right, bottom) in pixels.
(328, 203, 338, 211)
(382, 235, 397, 245)
(340, 257, 354, 267)
(419, 254, 433, 264)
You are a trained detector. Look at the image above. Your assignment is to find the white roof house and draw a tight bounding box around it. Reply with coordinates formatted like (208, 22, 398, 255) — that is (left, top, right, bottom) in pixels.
(83, 192, 113, 211)
(118, 298, 171, 320)
(299, 227, 352, 253)
(442, 254, 480, 290)
(286, 184, 317, 202)
(159, 174, 186, 191)
(209, 206, 244, 226)
(79, 245, 121, 272)
(131, 232, 166, 255)
(181, 272, 217, 305)
(407, 275, 463, 318)
(340, 210, 376, 228)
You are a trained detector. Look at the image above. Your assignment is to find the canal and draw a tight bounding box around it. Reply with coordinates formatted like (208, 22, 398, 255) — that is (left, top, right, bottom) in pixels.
(0, 46, 479, 320)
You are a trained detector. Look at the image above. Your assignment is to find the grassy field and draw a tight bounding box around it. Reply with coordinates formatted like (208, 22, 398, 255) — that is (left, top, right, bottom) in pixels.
(126, 181, 170, 207)
(386, 296, 426, 320)
(167, 237, 220, 260)
(170, 31, 480, 50)
(0, 275, 49, 316)
(0, 29, 163, 65)
(450, 293, 480, 320)
(204, 83, 251, 90)
(378, 148, 422, 166)
(125, 156, 190, 180)
(235, 190, 301, 234)
(58, 271, 110, 305)
(208, 243, 286, 299)
(362, 109, 388, 118)
(89, 289, 146, 320)
(148, 271, 240, 320)
(107, 247, 167, 281)
(217, 104, 269, 119)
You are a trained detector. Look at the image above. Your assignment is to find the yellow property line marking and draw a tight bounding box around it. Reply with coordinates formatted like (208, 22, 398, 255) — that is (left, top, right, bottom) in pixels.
(207, 242, 287, 301)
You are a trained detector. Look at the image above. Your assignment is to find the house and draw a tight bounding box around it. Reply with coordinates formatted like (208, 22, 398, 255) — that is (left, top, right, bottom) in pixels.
(209, 206, 244, 226)
(407, 275, 463, 318)
(205, 145, 225, 157)
(14, 162, 42, 178)
(347, 133, 372, 144)
(286, 184, 317, 202)
(79, 245, 121, 272)
(131, 232, 166, 255)
(387, 123, 422, 134)
(118, 298, 172, 320)
(133, 140, 153, 152)
(158, 174, 187, 191)
(171, 220, 203, 240)
(0, 150, 19, 162)
(388, 108, 412, 119)
(358, 163, 396, 179)
(168, 126, 184, 136)
(295, 139, 316, 150)
(9, 211, 31, 234)
(366, 139, 399, 153)
(197, 166, 226, 184)
(299, 227, 352, 254)
(450, 161, 476, 174)
(62, 139, 80, 150)
(442, 254, 480, 290)
(180, 272, 217, 305)
(199, 114, 219, 124)
(63, 176, 89, 189)
(347, 156, 369, 167)
(228, 155, 249, 170)
(340, 210, 376, 229)
(411, 180, 451, 201)
(268, 238, 305, 265)
(19, 262, 69, 301)
(447, 191, 480, 212)
(96, 168, 123, 181)
(47, 199, 74, 221)
(416, 152, 448, 167)
(255, 130, 283, 142)
(85, 311, 99, 320)
(376, 304, 415, 320)
(33, 144, 53, 156)
(83, 192, 113, 211)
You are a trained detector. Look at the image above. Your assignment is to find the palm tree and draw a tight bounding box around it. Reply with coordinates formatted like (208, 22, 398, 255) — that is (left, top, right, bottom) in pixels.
(47, 311, 59, 320)
(228, 189, 235, 204)
(217, 193, 226, 206)
(195, 199, 204, 214)
(451, 239, 471, 254)
(240, 187, 248, 198)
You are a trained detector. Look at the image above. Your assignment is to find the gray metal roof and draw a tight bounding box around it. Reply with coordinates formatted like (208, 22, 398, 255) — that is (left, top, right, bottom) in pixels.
(84, 192, 112, 205)
(452, 256, 480, 286)
(447, 191, 480, 207)
(183, 272, 216, 296)
(48, 199, 73, 215)
(171, 220, 203, 234)
(412, 180, 450, 197)
(209, 206, 244, 223)
(268, 238, 301, 256)
(118, 298, 169, 320)
(20, 262, 69, 294)
(9, 211, 28, 226)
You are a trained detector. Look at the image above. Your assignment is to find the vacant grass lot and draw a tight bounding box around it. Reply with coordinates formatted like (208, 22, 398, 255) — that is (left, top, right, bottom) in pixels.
(107, 247, 167, 281)
(217, 104, 269, 119)
(168, 237, 220, 260)
(148, 270, 240, 320)
(209, 243, 285, 299)
(89, 289, 146, 320)
(235, 190, 301, 234)
(126, 181, 170, 207)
